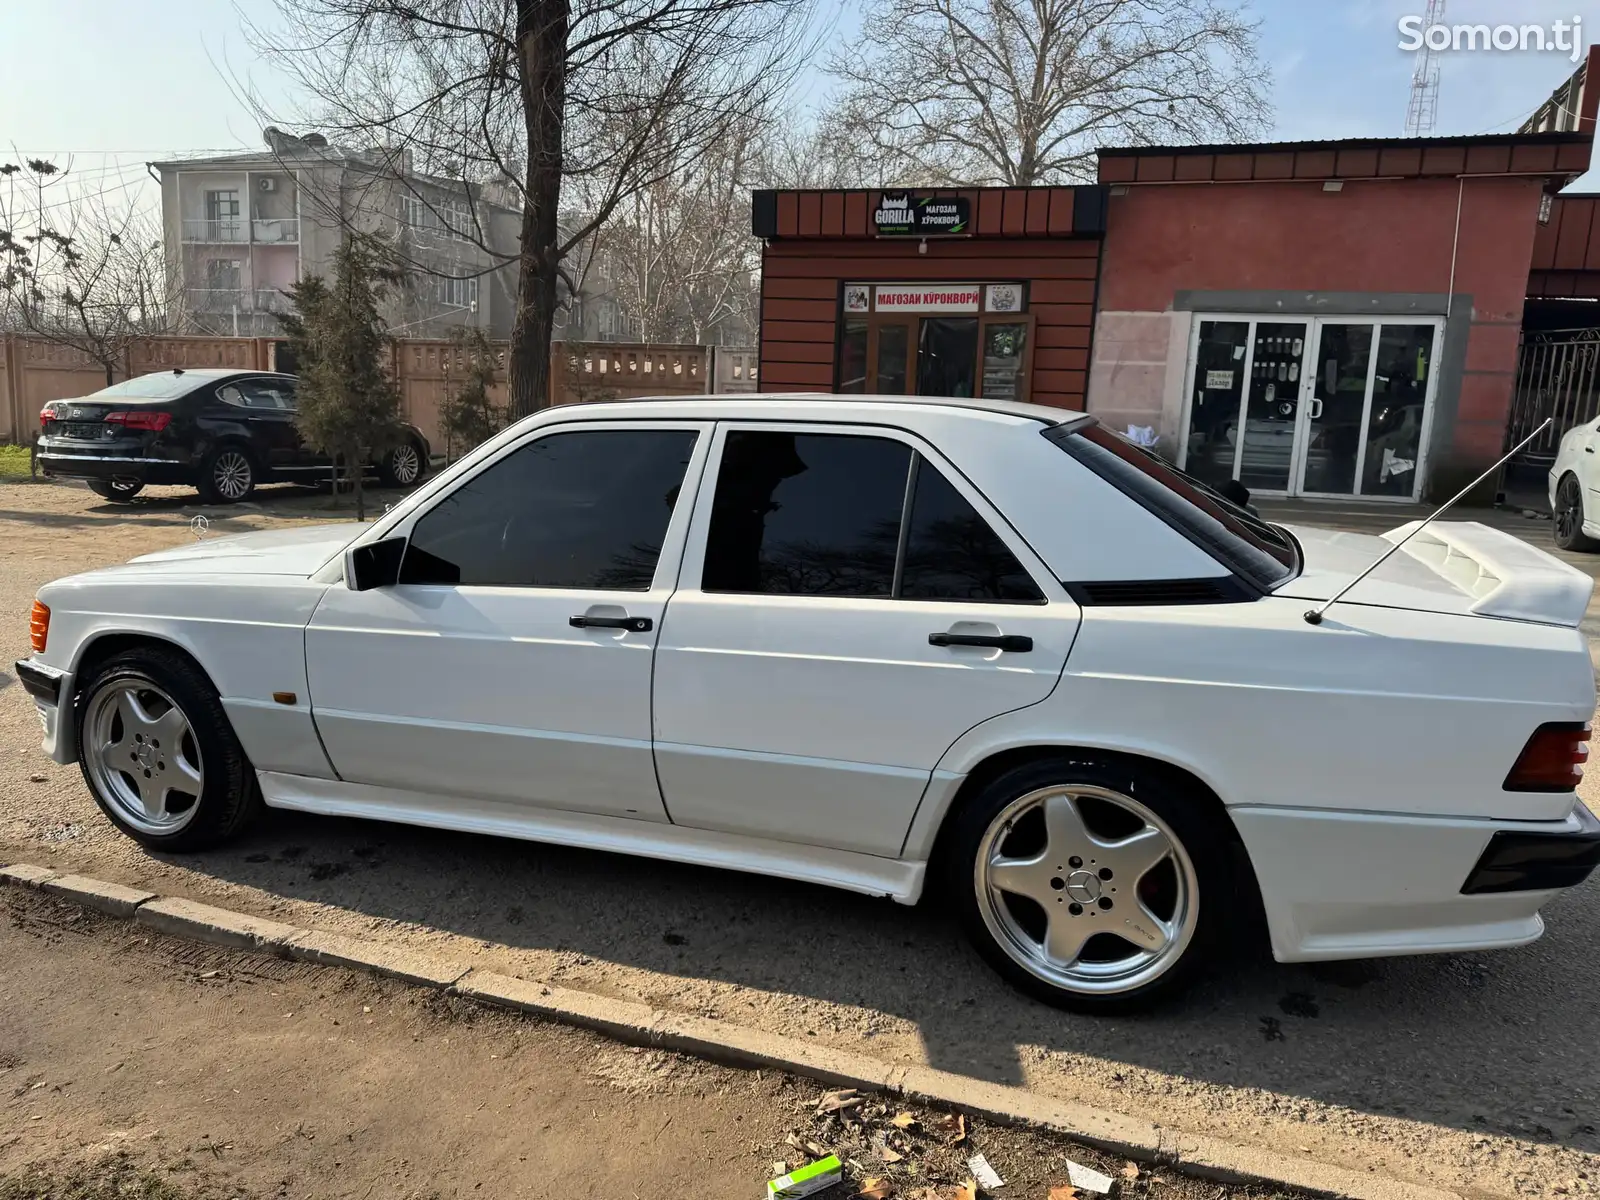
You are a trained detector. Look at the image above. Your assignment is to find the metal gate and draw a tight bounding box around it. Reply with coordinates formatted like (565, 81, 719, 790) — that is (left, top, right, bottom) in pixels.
(1503, 328, 1600, 501)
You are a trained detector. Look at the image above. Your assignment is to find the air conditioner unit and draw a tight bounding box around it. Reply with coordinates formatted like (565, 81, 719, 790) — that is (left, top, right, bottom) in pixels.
(258, 177, 277, 193)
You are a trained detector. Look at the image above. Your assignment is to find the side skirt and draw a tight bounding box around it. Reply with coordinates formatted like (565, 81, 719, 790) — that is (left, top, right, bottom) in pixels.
(257, 771, 927, 904)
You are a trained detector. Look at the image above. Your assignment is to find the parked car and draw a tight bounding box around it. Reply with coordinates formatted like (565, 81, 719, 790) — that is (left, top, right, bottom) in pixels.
(35, 369, 431, 504)
(15, 395, 1600, 1010)
(1551, 416, 1600, 551)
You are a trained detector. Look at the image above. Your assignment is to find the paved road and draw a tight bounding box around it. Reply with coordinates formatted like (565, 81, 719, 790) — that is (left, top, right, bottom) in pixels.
(3, 481, 1599, 1198)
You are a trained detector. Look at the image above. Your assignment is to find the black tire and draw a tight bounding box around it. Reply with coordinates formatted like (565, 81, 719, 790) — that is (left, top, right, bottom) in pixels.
(88, 479, 144, 502)
(197, 445, 257, 504)
(377, 439, 428, 488)
(945, 753, 1231, 1012)
(74, 647, 260, 852)
(1554, 473, 1600, 552)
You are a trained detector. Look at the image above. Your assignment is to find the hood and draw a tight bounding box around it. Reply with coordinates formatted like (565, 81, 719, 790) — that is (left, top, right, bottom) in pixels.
(1275, 521, 1594, 627)
(121, 523, 360, 577)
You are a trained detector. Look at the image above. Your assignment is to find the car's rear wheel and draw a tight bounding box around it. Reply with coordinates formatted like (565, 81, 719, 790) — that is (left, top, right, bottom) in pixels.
(947, 755, 1228, 1011)
(88, 479, 144, 502)
(378, 440, 427, 488)
(76, 647, 259, 852)
(1554, 473, 1599, 552)
(199, 446, 256, 504)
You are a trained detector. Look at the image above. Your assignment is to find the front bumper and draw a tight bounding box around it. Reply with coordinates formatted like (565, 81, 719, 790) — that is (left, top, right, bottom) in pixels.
(1235, 803, 1599, 963)
(12, 658, 75, 765)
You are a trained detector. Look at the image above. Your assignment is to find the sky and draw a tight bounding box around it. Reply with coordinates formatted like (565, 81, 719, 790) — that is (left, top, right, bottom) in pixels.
(6, 0, 1600, 210)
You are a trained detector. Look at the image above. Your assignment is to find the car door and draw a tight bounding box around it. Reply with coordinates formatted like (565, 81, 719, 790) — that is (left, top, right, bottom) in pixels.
(212, 377, 301, 474)
(305, 420, 711, 822)
(652, 422, 1079, 857)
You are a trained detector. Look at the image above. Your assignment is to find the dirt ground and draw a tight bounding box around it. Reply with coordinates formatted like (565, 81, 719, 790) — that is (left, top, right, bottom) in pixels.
(0, 886, 1298, 1200)
(4, 477, 1600, 1199)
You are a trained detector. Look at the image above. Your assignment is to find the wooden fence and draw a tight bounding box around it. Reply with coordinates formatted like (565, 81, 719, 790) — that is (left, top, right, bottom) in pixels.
(1, 335, 748, 452)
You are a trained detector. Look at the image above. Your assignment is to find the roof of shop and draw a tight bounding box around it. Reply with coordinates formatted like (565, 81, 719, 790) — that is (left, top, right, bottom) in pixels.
(1097, 131, 1592, 184)
(752, 186, 1106, 239)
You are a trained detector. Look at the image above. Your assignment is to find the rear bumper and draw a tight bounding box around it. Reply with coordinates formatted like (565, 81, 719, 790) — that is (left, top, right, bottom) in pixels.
(12, 658, 75, 765)
(1235, 803, 1598, 963)
(36, 452, 193, 487)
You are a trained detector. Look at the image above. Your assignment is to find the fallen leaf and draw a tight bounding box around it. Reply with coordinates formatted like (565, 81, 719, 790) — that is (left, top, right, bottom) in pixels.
(930, 1113, 967, 1144)
(856, 1179, 895, 1199)
(818, 1088, 865, 1114)
(952, 1181, 977, 1200)
(1122, 1163, 1141, 1180)
(805, 1138, 829, 1159)
(1048, 1188, 1080, 1200)
(890, 1112, 918, 1129)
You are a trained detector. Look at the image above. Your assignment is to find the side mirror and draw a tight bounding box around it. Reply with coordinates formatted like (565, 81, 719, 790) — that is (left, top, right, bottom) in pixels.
(346, 536, 406, 591)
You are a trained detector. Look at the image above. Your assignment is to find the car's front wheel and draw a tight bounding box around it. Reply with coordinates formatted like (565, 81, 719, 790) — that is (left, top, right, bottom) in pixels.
(947, 754, 1227, 1011)
(198, 446, 256, 504)
(1554, 473, 1599, 552)
(88, 479, 144, 502)
(75, 647, 260, 851)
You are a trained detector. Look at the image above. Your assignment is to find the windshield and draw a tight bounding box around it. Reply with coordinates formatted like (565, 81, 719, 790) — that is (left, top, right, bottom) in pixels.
(1043, 420, 1299, 591)
(90, 373, 206, 400)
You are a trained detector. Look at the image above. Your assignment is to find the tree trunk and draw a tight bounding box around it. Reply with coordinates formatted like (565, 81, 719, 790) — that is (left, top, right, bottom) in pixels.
(506, 0, 570, 421)
(351, 442, 366, 522)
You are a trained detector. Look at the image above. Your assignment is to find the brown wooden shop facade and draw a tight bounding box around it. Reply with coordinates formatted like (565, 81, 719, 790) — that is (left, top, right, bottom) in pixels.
(751, 187, 1107, 409)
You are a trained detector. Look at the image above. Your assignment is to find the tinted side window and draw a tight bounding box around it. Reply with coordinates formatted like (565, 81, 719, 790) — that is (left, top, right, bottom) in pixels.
(900, 461, 1043, 603)
(400, 429, 698, 589)
(217, 380, 294, 410)
(702, 432, 911, 597)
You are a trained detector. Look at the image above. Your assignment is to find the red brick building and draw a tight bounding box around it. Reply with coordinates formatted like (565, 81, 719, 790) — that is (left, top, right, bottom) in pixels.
(751, 53, 1600, 503)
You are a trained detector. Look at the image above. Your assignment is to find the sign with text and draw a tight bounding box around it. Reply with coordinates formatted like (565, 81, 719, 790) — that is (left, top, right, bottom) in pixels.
(873, 193, 971, 236)
(874, 285, 981, 313)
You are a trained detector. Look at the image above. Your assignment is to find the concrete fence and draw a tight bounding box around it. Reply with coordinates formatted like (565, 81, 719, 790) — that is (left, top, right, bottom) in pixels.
(1, 335, 757, 452)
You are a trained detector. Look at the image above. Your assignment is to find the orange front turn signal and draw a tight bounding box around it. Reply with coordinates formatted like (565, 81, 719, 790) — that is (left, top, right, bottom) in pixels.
(28, 601, 50, 653)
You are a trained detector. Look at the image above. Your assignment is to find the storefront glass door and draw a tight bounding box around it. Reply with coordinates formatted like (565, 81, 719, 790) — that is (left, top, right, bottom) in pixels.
(1181, 315, 1441, 501)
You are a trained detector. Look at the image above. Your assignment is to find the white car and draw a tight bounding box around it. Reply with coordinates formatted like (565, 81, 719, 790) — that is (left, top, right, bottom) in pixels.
(16, 396, 1600, 1010)
(1551, 416, 1600, 551)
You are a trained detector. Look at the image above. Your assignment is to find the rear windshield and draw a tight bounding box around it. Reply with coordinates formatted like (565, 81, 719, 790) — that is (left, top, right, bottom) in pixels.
(1044, 421, 1299, 591)
(90, 374, 205, 400)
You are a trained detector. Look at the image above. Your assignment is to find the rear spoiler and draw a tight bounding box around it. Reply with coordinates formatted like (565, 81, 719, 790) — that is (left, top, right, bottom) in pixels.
(1381, 521, 1594, 627)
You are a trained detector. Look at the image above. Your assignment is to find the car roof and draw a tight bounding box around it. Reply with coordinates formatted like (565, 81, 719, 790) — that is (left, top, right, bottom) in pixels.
(548, 393, 1086, 427)
(144, 368, 293, 380)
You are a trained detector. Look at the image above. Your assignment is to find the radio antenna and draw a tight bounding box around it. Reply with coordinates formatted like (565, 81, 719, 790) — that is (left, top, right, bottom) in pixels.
(1304, 417, 1552, 626)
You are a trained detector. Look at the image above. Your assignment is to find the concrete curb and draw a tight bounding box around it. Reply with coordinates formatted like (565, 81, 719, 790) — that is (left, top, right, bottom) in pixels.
(1, 863, 1462, 1200)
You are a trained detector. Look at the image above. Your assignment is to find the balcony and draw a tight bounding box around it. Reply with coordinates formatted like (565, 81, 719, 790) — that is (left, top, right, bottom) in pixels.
(180, 217, 299, 244)
(186, 288, 295, 314)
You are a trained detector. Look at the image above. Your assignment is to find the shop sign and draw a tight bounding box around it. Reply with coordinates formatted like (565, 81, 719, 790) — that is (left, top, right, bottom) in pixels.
(843, 284, 871, 313)
(985, 284, 1024, 313)
(873, 193, 971, 236)
(874, 284, 981, 313)
(1204, 369, 1235, 390)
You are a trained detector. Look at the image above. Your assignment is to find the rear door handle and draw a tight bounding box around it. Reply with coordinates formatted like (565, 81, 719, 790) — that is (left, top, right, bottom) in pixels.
(570, 614, 652, 632)
(929, 632, 1033, 653)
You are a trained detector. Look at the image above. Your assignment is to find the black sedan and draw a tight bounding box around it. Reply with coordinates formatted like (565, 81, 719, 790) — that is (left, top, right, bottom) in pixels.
(36, 369, 431, 504)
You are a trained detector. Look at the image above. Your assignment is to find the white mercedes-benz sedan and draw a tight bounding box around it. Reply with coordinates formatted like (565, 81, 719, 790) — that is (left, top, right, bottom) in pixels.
(16, 395, 1600, 1010)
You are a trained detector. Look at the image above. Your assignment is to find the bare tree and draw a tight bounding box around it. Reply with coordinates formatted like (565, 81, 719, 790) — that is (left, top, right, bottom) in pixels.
(0, 159, 178, 386)
(827, 0, 1270, 186)
(245, 0, 817, 418)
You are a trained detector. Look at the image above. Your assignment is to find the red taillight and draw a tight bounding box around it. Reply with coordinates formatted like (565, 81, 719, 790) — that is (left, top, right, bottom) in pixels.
(1504, 723, 1591, 792)
(39, 406, 52, 429)
(29, 601, 49, 653)
(105, 410, 172, 432)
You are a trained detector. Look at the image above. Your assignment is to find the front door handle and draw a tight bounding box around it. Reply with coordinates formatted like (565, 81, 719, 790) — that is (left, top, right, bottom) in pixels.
(929, 632, 1033, 653)
(1307, 397, 1324, 421)
(570, 614, 652, 632)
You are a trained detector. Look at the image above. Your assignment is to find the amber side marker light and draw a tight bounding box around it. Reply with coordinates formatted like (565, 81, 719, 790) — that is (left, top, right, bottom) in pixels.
(1504, 722, 1591, 792)
(28, 601, 49, 653)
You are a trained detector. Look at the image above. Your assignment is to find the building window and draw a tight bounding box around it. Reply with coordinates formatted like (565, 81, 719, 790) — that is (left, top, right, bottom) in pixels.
(205, 189, 241, 240)
(205, 259, 242, 292)
(400, 193, 474, 241)
(434, 275, 479, 311)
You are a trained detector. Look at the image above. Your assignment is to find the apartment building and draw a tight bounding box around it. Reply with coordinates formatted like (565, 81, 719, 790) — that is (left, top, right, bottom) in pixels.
(152, 130, 521, 339)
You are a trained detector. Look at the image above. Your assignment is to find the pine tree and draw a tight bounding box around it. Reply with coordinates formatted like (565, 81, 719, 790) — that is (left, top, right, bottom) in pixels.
(284, 238, 404, 521)
(439, 326, 506, 461)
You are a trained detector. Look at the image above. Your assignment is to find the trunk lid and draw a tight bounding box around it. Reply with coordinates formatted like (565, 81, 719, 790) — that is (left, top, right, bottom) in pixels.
(1275, 521, 1594, 627)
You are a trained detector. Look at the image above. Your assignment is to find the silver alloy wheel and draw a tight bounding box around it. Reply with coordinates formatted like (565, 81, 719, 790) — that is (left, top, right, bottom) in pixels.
(1557, 475, 1584, 543)
(83, 679, 205, 835)
(212, 450, 252, 500)
(973, 784, 1200, 995)
(389, 443, 421, 484)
